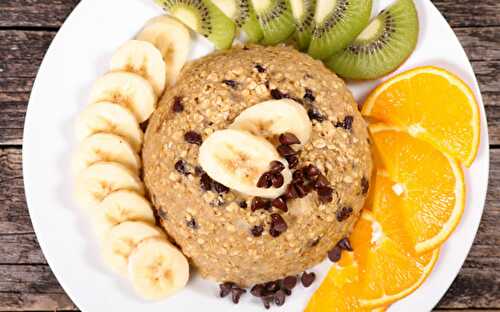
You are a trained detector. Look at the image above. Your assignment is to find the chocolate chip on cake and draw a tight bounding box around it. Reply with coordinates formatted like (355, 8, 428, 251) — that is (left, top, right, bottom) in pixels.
(271, 173, 284, 188)
(231, 287, 246, 304)
(269, 214, 287, 237)
(304, 164, 320, 180)
(328, 245, 342, 262)
(213, 181, 229, 194)
(284, 183, 298, 200)
(252, 197, 271, 212)
(338, 237, 353, 251)
(317, 186, 334, 203)
(257, 172, 273, 188)
(222, 79, 238, 89)
(251, 225, 264, 237)
(277, 144, 297, 157)
(251, 284, 265, 297)
(285, 155, 299, 169)
(262, 295, 273, 309)
(184, 131, 202, 145)
(282, 276, 297, 290)
(265, 280, 280, 293)
(219, 282, 235, 298)
(279, 132, 301, 145)
(269, 160, 285, 173)
(172, 96, 184, 113)
(270, 89, 287, 100)
(308, 107, 326, 122)
(336, 115, 354, 130)
(336, 206, 353, 222)
(304, 88, 315, 102)
(361, 176, 370, 195)
(255, 63, 266, 73)
(174, 159, 190, 176)
(200, 173, 213, 192)
(186, 217, 198, 230)
(239, 200, 248, 209)
(274, 289, 286, 306)
(301, 271, 316, 287)
(272, 197, 288, 212)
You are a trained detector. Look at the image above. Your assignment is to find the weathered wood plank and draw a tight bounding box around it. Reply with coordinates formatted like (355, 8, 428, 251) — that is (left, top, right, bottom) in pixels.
(0, 293, 76, 311)
(0, 234, 46, 264)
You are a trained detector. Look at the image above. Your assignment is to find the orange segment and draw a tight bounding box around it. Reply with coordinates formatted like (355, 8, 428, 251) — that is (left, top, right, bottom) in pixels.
(370, 124, 465, 253)
(362, 66, 480, 167)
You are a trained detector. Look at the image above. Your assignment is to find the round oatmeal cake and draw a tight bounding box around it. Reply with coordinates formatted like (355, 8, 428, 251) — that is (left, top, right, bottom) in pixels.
(143, 45, 372, 287)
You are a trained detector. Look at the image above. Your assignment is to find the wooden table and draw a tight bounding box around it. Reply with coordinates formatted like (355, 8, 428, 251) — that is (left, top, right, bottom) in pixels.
(0, 1, 498, 311)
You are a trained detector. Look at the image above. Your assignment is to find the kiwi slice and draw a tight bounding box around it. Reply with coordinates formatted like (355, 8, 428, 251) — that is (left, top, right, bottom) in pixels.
(212, 0, 263, 42)
(250, 0, 296, 45)
(155, 0, 236, 49)
(307, 0, 372, 60)
(289, 0, 316, 50)
(327, 0, 419, 80)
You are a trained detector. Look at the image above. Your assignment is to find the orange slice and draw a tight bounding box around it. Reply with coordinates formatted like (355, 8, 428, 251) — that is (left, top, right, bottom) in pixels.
(370, 124, 465, 253)
(362, 66, 480, 167)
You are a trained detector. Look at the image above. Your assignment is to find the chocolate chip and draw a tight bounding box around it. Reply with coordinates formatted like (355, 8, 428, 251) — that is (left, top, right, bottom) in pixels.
(231, 287, 246, 304)
(301, 272, 316, 287)
(338, 237, 353, 251)
(314, 174, 330, 189)
(265, 280, 280, 293)
(292, 169, 305, 182)
(277, 145, 297, 157)
(309, 237, 321, 247)
(270, 89, 287, 99)
(251, 284, 265, 297)
(186, 218, 198, 229)
(283, 288, 292, 296)
(184, 131, 202, 145)
(223, 79, 238, 89)
(251, 197, 271, 212)
(210, 196, 225, 207)
(286, 155, 299, 169)
(317, 186, 334, 203)
(279, 132, 301, 145)
(255, 64, 266, 73)
(304, 88, 315, 102)
(328, 246, 342, 262)
(251, 225, 264, 237)
(304, 164, 320, 180)
(335, 115, 354, 130)
(269, 160, 285, 173)
(262, 296, 273, 309)
(220, 282, 235, 298)
(274, 290, 286, 306)
(272, 197, 288, 212)
(257, 172, 273, 188)
(269, 214, 287, 237)
(194, 166, 205, 176)
(200, 174, 213, 192)
(174, 159, 190, 176)
(284, 184, 298, 200)
(308, 107, 326, 122)
(213, 181, 229, 194)
(336, 206, 353, 222)
(282, 276, 297, 290)
(271, 173, 284, 188)
(239, 200, 248, 208)
(361, 176, 370, 195)
(294, 183, 308, 198)
(172, 96, 184, 112)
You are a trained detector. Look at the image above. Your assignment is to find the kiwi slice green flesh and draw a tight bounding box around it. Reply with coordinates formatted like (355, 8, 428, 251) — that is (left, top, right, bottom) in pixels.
(211, 0, 263, 43)
(290, 0, 316, 50)
(251, 0, 296, 45)
(155, 0, 236, 49)
(308, 0, 372, 60)
(327, 0, 419, 80)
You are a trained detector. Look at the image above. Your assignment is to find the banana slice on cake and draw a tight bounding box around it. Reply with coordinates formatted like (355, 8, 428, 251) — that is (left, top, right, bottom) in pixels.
(230, 99, 312, 147)
(88, 71, 157, 123)
(128, 237, 189, 300)
(75, 102, 144, 152)
(199, 129, 292, 198)
(137, 16, 192, 86)
(102, 221, 164, 276)
(72, 133, 141, 175)
(74, 162, 144, 210)
(110, 40, 167, 96)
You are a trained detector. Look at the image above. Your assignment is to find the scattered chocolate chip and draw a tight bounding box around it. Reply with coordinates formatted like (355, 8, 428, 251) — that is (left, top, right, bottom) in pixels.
(277, 145, 297, 157)
(194, 166, 204, 176)
(304, 88, 315, 102)
(292, 169, 305, 182)
(361, 176, 370, 195)
(243, 46, 250, 50)
(265, 281, 280, 293)
(338, 237, 353, 251)
(255, 64, 266, 73)
(213, 181, 229, 194)
(294, 183, 308, 198)
(269, 214, 287, 237)
(184, 131, 202, 145)
(271, 173, 284, 188)
(301, 272, 316, 287)
(279, 132, 301, 145)
(283, 288, 292, 296)
(269, 160, 285, 173)
(251, 225, 264, 237)
(223, 79, 238, 89)
(251, 197, 271, 211)
(251, 284, 265, 297)
(282, 276, 297, 290)
(239, 200, 248, 208)
(231, 287, 246, 304)
(262, 295, 273, 309)
(220, 282, 235, 298)
(200, 173, 213, 192)
(174, 159, 190, 175)
(272, 197, 288, 212)
(271, 89, 287, 99)
(172, 96, 184, 112)
(284, 183, 298, 200)
(274, 290, 286, 306)
(304, 164, 320, 180)
(186, 218, 198, 229)
(328, 246, 342, 262)
(314, 174, 330, 189)
(308, 107, 326, 122)
(286, 155, 299, 169)
(335, 115, 354, 130)
(257, 172, 273, 188)
(317, 186, 334, 203)
(336, 206, 353, 222)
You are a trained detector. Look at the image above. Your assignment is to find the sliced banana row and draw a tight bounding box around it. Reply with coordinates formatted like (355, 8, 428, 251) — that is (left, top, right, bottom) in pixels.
(72, 15, 192, 300)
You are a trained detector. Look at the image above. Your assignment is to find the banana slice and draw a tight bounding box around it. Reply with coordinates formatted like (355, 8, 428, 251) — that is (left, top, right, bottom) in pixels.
(137, 16, 192, 86)
(230, 99, 312, 147)
(102, 221, 164, 276)
(74, 162, 144, 210)
(75, 102, 144, 152)
(110, 40, 167, 96)
(88, 71, 157, 123)
(199, 129, 292, 198)
(72, 133, 141, 175)
(128, 237, 189, 300)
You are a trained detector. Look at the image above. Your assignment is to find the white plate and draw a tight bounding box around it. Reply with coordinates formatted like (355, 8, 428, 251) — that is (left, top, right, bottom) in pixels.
(23, 0, 490, 311)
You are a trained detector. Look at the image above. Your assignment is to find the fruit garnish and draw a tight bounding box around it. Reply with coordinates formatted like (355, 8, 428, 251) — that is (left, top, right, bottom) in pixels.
(289, 0, 316, 50)
(307, 0, 372, 60)
(363, 66, 481, 167)
(250, 0, 296, 45)
(327, 0, 418, 79)
(155, 0, 236, 49)
(370, 124, 465, 254)
(211, 0, 264, 43)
